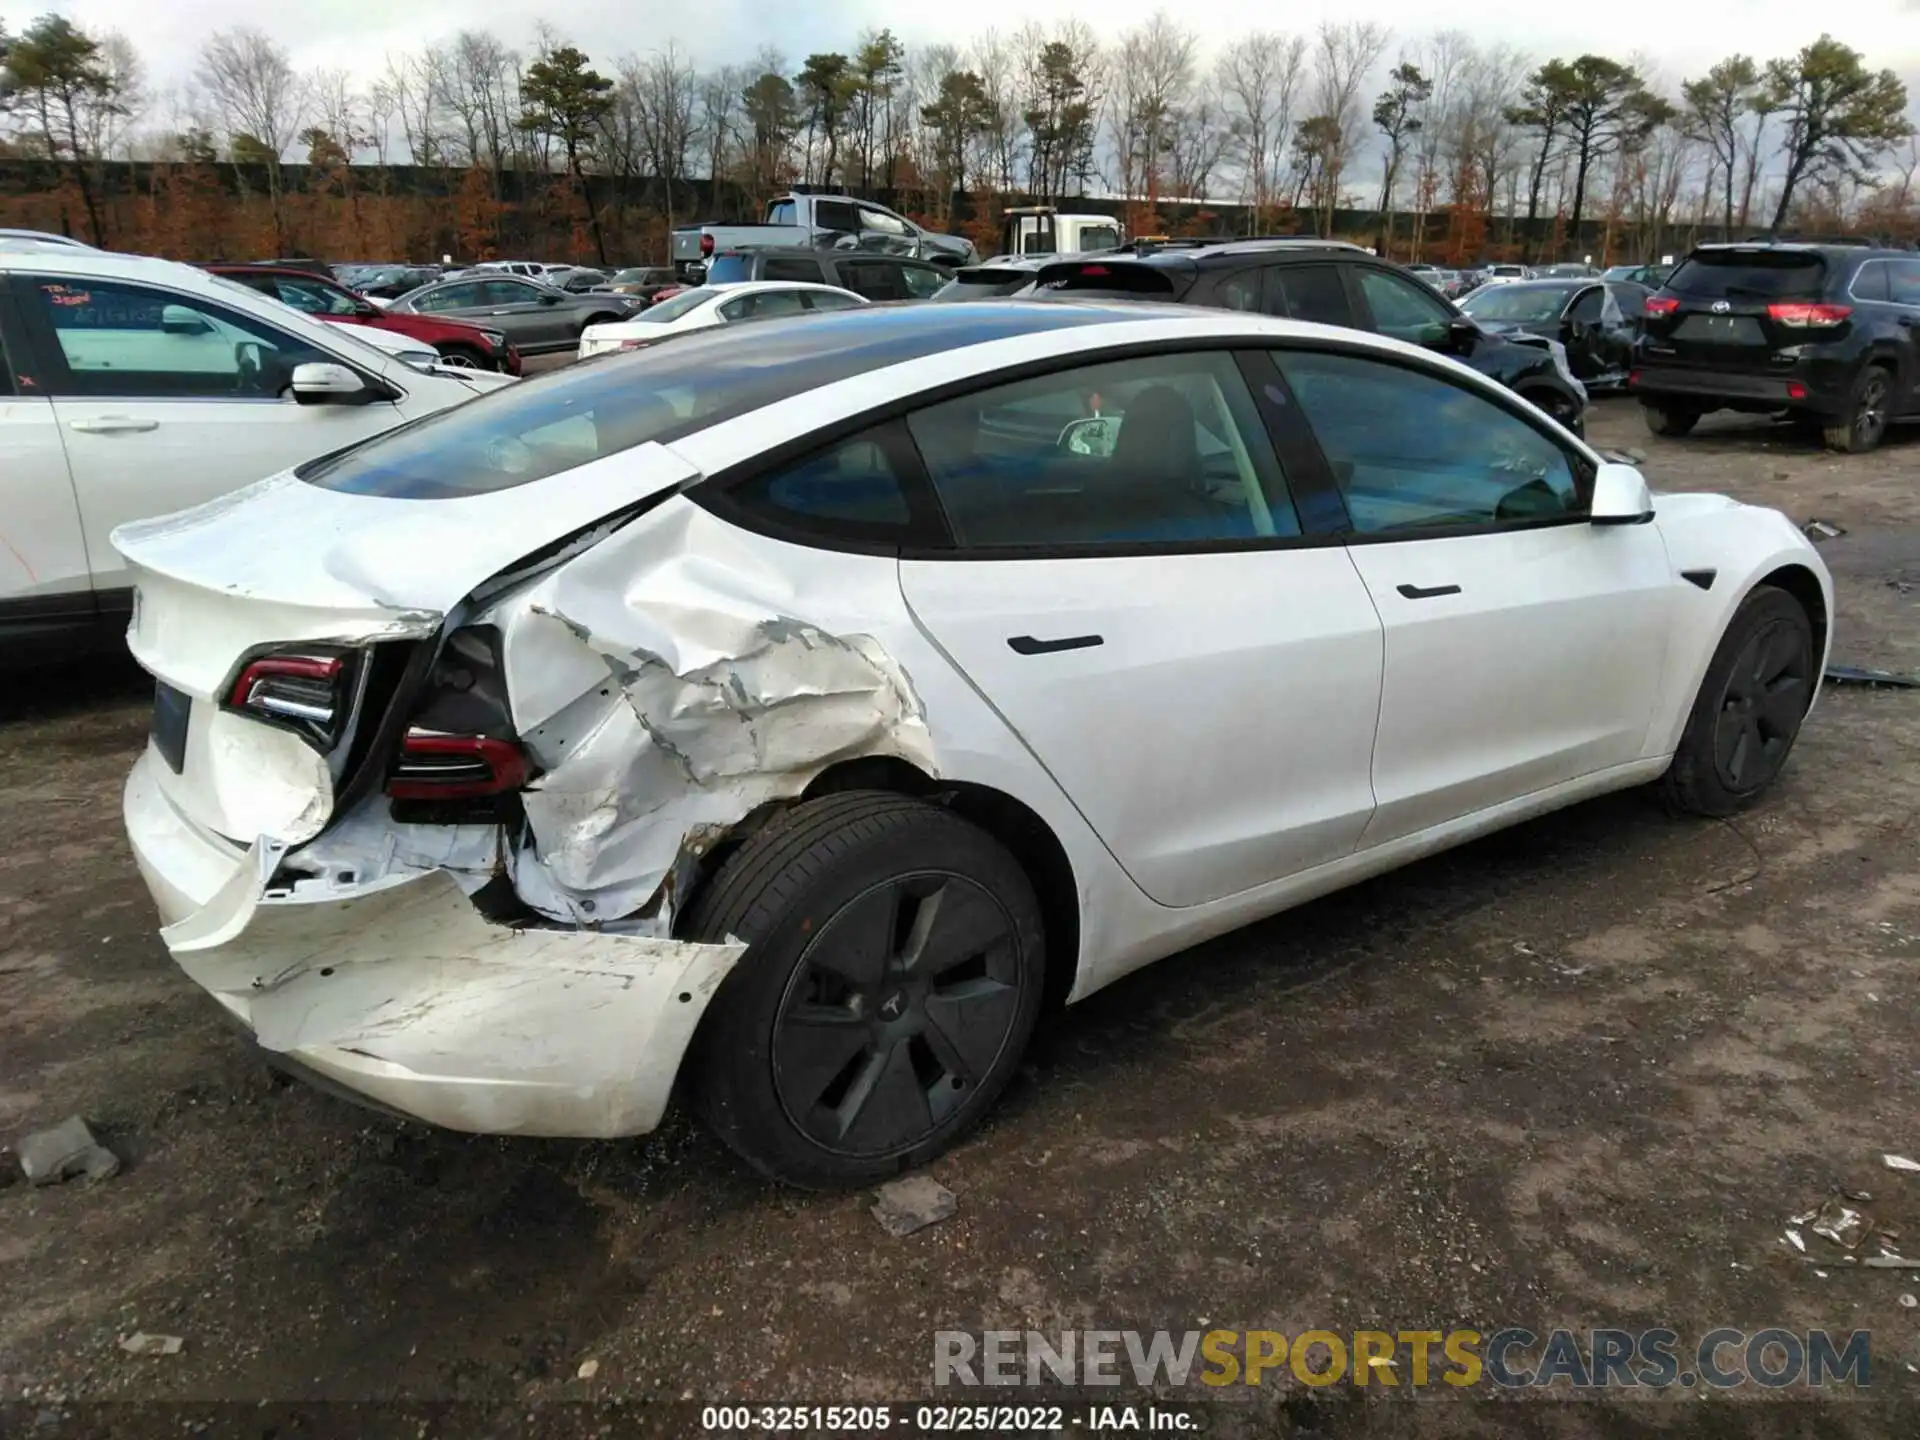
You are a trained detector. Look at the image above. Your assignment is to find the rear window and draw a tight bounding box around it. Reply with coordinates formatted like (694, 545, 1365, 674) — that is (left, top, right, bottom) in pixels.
(1667, 250, 1827, 300)
(934, 268, 1037, 301)
(703, 256, 752, 285)
(1034, 262, 1179, 298)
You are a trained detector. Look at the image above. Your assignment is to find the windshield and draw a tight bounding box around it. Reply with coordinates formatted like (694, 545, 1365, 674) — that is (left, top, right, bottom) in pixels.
(1667, 250, 1825, 300)
(639, 287, 715, 322)
(1460, 284, 1576, 322)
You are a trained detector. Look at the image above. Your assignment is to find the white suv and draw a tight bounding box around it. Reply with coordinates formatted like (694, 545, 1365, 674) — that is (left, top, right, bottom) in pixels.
(1, 249, 515, 665)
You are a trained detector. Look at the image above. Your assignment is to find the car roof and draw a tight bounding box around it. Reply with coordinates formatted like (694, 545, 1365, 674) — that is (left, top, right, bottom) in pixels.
(707, 280, 871, 296)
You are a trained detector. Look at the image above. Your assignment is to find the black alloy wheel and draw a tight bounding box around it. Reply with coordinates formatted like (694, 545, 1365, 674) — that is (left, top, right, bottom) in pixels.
(771, 873, 1024, 1156)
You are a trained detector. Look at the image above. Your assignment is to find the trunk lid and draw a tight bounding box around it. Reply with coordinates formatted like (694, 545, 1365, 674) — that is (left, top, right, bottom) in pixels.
(116, 445, 700, 848)
(1643, 248, 1838, 373)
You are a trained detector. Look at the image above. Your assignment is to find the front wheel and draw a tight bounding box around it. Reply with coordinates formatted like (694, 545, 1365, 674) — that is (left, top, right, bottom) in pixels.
(1660, 585, 1815, 817)
(680, 792, 1046, 1189)
(1643, 401, 1700, 437)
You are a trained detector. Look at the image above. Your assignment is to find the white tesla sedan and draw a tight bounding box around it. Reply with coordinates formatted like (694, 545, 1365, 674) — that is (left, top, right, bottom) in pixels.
(116, 302, 1832, 1188)
(576, 280, 866, 358)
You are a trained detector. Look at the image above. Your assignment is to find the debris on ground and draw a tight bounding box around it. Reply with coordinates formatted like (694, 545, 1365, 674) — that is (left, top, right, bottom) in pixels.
(1824, 666, 1920, 690)
(1885, 1155, 1920, 1173)
(1902, 1295, 1918, 1309)
(1801, 1195, 1869, 1250)
(16, 1117, 119, 1187)
(871, 1175, 958, 1237)
(117, 1333, 182, 1356)
(1787, 1185, 1913, 1269)
(576, 1358, 600, 1380)
(1803, 519, 1847, 541)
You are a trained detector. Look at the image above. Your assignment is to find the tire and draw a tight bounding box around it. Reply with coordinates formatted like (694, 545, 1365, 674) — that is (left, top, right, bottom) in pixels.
(1660, 585, 1816, 817)
(680, 791, 1047, 1189)
(1822, 364, 1893, 454)
(1643, 401, 1699, 437)
(433, 343, 485, 370)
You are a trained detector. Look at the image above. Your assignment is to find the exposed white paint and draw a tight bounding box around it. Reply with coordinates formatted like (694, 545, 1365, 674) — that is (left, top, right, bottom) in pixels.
(157, 839, 743, 1138)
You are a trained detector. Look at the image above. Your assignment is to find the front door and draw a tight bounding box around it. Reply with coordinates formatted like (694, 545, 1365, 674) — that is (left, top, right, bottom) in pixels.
(0, 293, 88, 620)
(14, 273, 405, 599)
(897, 346, 1384, 908)
(1268, 345, 1675, 845)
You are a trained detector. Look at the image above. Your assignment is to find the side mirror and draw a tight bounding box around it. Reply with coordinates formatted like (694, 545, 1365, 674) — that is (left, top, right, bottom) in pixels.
(160, 304, 213, 336)
(353, 300, 379, 316)
(1590, 461, 1654, 526)
(290, 361, 369, 406)
(1445, 317, 1479, 352)
(538, 290, 562, 305)
(1059, 415, 1118, 457)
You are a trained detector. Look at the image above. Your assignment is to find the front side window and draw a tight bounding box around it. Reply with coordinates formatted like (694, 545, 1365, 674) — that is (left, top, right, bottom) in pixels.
(24, 276, 328, 398)
(480, 280, 541, 306)
(1273, 349, 1586, 535)
(1262, 265, 1354, 327)
(274, 277, 359, 316)
(859, 207, 910, 237)
(1566, 286, 1605, 324)
(813, 200, 860, 234)
(1356, 269, 1454, 344)
(907, 350, 1300, 549)
(413, 282, 481, 313)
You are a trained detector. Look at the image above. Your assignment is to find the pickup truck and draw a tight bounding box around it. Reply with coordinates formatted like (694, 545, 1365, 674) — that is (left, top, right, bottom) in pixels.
(672, 193, 976, 276)
(699, 246, 949, 302)
(999, 207, 1125, 258)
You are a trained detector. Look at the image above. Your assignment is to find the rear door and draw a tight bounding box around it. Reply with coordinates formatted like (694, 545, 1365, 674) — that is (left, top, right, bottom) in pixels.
(0, 280, 90, 625)
(895, 346, 1385, 908)
(13, 272, 406, 603)
(1641, 248, 1833, 379)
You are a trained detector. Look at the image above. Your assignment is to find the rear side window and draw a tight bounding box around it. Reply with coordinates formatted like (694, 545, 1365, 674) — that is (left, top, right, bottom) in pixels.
(1667, 251, 1826, 300)
(763, 256, 825, 284)
(1262, 266, 1355, 327)
(1892, 260, 1920, 307)
(1850, 261, 1889, 303)
(766, 200, 797, 225)
(814, 200, 860, 234)
(731, 431, 913, 535)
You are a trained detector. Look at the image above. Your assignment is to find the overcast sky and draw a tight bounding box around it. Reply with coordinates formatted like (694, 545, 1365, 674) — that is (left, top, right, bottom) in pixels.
(6, 0, 1918, 106)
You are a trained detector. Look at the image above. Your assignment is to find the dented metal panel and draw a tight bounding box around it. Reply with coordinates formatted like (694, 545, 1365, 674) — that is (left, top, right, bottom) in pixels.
(160, 842, 744, 1138)
(485, 499, 936, 928)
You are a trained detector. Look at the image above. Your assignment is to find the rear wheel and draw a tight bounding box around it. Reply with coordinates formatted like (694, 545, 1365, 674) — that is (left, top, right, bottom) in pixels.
(1661, 585, 1815, 817)
(1823, 364, 1892, 454)
(681, 792, 1046, 1189)
(1643, 401, 1699, 437)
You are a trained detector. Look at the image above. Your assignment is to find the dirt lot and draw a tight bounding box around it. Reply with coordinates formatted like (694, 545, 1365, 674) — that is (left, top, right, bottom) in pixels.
(3, 397, 1919, 1438)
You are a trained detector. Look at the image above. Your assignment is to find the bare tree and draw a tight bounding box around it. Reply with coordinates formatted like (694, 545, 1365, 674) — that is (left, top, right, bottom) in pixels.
(1107, 11, 1200, 219)
(1217, 31, 1307, 232)
(196, 28, 309, 250)
(970, 29, 1024, 193)
(627, 45, 702, 231)
(1306, 20, 1389, 233)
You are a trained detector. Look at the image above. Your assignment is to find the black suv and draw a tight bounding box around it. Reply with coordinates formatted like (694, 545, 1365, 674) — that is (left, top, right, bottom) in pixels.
(1631, 241, 1920, 452)
(701, 246, 949, 303)
(1021, 240, 1589, 433)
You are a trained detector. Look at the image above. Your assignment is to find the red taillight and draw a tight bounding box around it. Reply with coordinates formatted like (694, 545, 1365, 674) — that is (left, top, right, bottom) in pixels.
(1627, 369, 1642, 388)
(699, 233, 714, 257)
(227, 653, 347, 742)
(1078, 265, 1110, 277)
(386, 731, 528, 800)
(1767, 301, 1850, 327)
(1644, 296, 1679, 317)
(1787, 381, 1809, 400)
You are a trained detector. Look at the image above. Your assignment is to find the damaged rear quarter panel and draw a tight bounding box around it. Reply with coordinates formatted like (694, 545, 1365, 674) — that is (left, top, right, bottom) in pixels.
(486, 498, 938, 926)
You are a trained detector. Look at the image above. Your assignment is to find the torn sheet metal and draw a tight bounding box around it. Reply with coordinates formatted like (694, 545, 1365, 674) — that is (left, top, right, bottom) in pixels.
(484, 501, 935, 928)
(162, 839, 743, 1137)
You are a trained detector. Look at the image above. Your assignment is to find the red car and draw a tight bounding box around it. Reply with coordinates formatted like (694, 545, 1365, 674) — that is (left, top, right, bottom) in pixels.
(202, 263, 523, 374)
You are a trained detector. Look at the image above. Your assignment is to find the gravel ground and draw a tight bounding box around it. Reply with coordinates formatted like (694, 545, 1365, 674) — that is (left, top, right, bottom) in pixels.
(2, 396, 1919, 1439)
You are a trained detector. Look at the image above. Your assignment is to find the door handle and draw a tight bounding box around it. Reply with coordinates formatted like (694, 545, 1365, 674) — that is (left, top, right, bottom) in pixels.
(69, 417, 158, 434)
(1396, 582, 1461, 600)
(1007, 634, 1104, 655)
